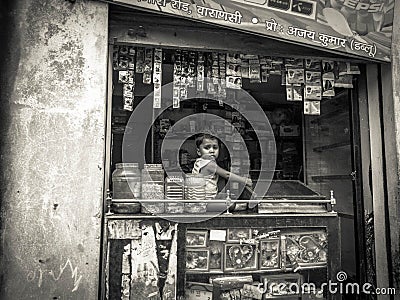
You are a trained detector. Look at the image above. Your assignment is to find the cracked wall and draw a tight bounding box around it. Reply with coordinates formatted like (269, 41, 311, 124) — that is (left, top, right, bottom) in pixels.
(0, 0, 108, 298)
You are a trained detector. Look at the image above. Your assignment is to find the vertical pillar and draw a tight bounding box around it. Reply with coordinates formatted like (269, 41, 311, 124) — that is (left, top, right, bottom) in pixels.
(389, 0, 400, 296)
(0, 0, 108, 299)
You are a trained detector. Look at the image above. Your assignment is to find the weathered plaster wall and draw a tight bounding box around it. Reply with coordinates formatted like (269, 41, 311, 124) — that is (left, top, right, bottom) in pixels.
(0, 0, 108, 299)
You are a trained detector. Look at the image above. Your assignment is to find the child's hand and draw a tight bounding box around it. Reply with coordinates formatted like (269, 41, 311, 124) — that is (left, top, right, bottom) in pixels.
(245, 178, 253, 187)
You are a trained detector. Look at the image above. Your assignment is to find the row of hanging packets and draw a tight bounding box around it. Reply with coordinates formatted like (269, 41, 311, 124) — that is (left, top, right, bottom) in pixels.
(113, 46, 135, 111)
(197, 52, 205, 92)
(249, 55, 261, 84)
(172, 50, 181, 108)
(113, 45, 136, 70)
(206, 52, 216, 94)
(153, 48, 162, 108)
(303, 59, 322, 115)
(218, 53, 227, 105)
(285, 58, 304, 103)
(305, 60, 333, 114)
(226, 53, 242, 89)
(119, 70, 135, 111)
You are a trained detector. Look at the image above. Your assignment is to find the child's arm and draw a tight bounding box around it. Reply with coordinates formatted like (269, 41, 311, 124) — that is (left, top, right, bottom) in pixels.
(203, 161, 253, 187)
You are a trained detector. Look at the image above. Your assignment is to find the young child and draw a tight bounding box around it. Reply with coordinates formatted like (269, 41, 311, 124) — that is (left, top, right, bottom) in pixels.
(192, 133, 253, 199)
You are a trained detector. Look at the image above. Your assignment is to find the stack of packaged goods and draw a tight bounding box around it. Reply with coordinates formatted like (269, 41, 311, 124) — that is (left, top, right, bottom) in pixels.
(184, 174, 207, 213)
(141, 164, 165, 214)
(165, 173, 185, 214)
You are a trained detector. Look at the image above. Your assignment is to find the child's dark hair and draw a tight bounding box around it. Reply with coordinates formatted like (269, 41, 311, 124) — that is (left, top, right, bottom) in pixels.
(195, 133, 220, 148)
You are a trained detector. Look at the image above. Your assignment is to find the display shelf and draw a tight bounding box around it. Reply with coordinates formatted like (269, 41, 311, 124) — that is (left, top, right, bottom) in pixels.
(313, 141, 350, 152)
(311, 174, 352, 182)
(105, 212, 338, 219)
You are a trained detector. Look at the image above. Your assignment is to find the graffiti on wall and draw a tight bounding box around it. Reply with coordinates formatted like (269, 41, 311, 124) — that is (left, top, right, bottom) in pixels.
(27, 258, 83, 292)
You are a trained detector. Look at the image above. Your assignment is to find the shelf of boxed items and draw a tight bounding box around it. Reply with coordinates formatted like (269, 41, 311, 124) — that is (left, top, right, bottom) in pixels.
(104, 203, 340, 299)
(179, 213, 340, 299)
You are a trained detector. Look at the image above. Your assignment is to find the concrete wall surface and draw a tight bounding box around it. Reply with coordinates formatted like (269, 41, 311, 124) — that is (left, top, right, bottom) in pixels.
(0, 0, 108, 299)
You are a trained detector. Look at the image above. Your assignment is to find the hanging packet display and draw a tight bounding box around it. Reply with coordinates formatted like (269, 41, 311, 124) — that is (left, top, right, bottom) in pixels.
(153, 48, 162, 108)
(249, 58, 261, 83)
(180, 51, 189, 100)
(143, 48, 153, 84)
(197, 52, 205, 92)
(261, 64, 270, 83)
(173, 50, 181, 108)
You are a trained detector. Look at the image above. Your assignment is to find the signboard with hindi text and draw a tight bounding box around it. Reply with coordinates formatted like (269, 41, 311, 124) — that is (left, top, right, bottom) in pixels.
(106, 0, 395, 62)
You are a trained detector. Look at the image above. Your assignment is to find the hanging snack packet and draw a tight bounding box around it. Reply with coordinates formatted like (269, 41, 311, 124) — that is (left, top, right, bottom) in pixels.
(292, 85, 303, 101)
(305, 71, 322, 85)
(286, 86, 293, 101)
(261, 64, 270, 83)
(285, 58, 304, 68)
(304, 85, 322, 100)
(287, 68, 305, 84)
(227, 53, 241, 64)
(322, 72, 335, 97)
(322, 60, 335, 73)
(135, 47, 145, 73)
(304, 100, 320, 115)
(305, 59, 321, 71)
(123, 83, 134, 111)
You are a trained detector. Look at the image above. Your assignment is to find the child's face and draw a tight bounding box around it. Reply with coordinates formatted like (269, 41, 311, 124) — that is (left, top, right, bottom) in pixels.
(197, 138, 219, 159)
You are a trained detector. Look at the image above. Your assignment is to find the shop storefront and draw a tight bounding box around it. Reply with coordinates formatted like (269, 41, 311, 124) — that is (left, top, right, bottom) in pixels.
(0, 1, 399, 299)
(99, 1, 396, 299)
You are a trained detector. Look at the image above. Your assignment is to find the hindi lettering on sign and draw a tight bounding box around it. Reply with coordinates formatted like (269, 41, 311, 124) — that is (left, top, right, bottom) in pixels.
(265, 18, 278, 32)
(328, 36, 346, 48)
(196, 5, 242, 24)
(138, 0, 167, 6)
(196, 5, 208, 16)
(227, 10, 243, 24)
(351, 40, 376, 57)
(318, 33, 347, 48)
(287, 26, 316, 41)
(296, 28, 308, 38)
(217, 10, 229, 21)
(171, 0, 192, 14)
(318, 33, 330, 47)
(208, 7, 218, 18)
(306, 30, 316, 40)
